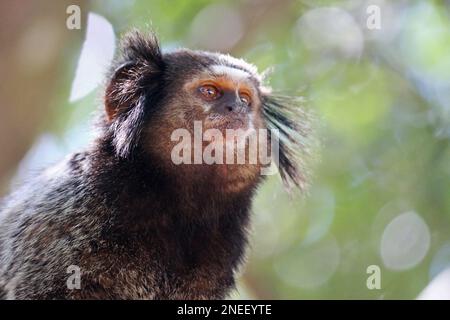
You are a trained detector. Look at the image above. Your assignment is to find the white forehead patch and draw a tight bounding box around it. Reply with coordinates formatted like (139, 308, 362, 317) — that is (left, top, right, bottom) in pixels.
(210, 65, 252, 82)
(200, 51, 262, 82)
(217, 54, 259, 76)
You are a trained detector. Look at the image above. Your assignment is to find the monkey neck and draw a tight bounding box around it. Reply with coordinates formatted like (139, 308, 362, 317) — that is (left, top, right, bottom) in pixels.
(90, 144, 257, 229)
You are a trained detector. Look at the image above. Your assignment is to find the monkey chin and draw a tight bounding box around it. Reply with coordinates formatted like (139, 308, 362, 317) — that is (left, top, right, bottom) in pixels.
(199, 134, 263, 193)
(216, 163, 262, 194)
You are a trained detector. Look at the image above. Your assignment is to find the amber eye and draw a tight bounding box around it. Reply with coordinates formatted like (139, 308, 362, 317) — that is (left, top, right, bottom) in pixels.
(199, 85, 220, 100)
(239, 93, 252, 106)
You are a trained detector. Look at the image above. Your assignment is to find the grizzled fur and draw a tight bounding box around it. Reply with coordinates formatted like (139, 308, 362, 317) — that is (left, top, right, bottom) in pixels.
(0, 31, 309, 299)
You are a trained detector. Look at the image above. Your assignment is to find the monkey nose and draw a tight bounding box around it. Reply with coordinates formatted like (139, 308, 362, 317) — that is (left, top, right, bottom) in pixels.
(214, 104, 235, 115)
(225, 105, 234, 112)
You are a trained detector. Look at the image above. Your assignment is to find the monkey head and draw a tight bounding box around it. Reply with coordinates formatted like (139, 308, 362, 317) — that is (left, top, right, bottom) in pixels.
(103, 31, 309, 193)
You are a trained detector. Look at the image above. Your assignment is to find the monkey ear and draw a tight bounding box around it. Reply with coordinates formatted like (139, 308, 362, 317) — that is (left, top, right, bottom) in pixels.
(109, 93, 147, 159)
(104, 30, 163, 122)
(104, 31, 164, 158)
(104, 60, 150, 158)
(105, 63, 148, 158)
(104, 61, 136, 122)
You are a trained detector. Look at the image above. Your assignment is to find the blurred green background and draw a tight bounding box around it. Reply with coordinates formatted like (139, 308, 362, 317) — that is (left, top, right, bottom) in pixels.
(1, 0, 449, 299)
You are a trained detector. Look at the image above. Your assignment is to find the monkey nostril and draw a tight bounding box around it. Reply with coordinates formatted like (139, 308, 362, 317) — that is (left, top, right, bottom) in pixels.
(225, 106, 233, 112)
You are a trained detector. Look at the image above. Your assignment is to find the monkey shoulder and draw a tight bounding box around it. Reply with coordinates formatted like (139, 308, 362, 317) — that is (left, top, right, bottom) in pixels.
(0, 152, 108, 298)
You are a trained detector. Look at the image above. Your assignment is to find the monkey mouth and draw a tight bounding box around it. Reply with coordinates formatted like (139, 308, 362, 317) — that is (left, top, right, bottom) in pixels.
(207, 115, 249, 131)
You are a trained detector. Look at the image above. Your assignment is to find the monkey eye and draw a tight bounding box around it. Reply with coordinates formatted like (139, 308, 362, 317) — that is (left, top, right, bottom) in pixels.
(239, 93, 252, 106)
(199, 85, 221, 100)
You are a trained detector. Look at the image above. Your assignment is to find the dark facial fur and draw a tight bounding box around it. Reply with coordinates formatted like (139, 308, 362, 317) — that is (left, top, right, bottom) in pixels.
(0, 31, 309, 299)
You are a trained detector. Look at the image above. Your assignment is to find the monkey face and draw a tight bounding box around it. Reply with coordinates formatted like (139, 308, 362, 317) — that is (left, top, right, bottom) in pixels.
(181, 65, 264, 135)
(141, 51, 269, 191)
(158, 51, 267, 138)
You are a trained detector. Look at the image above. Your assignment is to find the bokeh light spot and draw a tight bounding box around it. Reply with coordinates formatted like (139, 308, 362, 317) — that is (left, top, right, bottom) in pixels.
(380, 211, 430, 271)
(274, 236, 340, 289)
(189, 4, 244, 52)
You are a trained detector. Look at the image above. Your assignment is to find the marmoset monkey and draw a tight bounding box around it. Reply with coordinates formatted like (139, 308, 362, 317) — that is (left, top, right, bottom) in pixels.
(0, 31, 310, 299)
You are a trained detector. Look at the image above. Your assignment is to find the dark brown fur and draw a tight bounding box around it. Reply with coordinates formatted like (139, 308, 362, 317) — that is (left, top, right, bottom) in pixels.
(0, 31, 308, 299)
